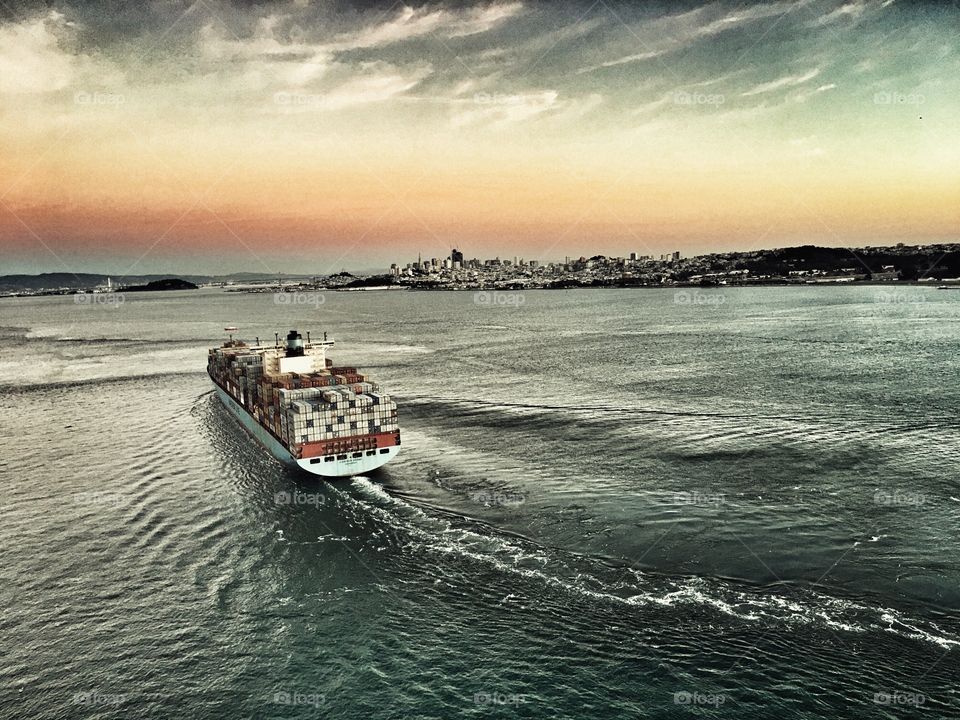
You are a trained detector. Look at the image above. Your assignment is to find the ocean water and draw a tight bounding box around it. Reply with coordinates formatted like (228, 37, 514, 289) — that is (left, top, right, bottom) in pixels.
(1, 286, 958, 718)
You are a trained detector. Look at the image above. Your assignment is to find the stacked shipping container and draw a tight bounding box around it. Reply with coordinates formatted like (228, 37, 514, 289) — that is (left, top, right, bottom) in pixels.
(207, 344, 400, 460)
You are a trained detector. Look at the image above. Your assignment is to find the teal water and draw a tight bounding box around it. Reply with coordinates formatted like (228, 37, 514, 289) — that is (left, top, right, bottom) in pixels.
(1, 287, 958, 718)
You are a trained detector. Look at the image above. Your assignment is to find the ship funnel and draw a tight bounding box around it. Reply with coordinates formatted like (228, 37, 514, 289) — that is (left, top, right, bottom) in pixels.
(285, 330, 305, 357)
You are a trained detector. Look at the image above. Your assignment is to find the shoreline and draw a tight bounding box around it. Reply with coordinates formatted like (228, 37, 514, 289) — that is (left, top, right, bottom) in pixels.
(5, 281, 960, 299)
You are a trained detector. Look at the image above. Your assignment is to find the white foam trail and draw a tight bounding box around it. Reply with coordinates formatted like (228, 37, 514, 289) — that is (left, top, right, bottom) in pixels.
(881, 611, 960, 649)
(340, 477, 960, 651)
(351, 476, 401, 506)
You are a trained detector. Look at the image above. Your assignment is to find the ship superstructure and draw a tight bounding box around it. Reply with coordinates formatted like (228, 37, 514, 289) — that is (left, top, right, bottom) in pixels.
(207, 330, 400, 476)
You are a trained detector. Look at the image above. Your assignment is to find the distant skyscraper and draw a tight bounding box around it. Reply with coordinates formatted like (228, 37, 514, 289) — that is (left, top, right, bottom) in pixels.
(629, 252, 637, 261)
(672, 251, 681, 261)
(451, 248, 464, 265)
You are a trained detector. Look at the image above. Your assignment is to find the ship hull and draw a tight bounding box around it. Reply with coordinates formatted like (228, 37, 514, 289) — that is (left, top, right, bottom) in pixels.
(214, 386, 399, 477)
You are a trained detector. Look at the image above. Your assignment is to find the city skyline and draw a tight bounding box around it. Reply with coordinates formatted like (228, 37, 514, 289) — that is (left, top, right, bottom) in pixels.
(1, 0, 957, 275)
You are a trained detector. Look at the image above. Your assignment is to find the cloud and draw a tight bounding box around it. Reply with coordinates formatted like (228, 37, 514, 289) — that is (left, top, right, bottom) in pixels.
(449, 89, 603, 128)
(809, 1, 868, 27)
(793, 82, 837, 102)
(0, 12, 75, 93)
(330, 6, 448, 50)
(0, 0, 952, 143)
(471, 13, 608, 69)
(576, 0, 811, 75)
(551, 92, 603, 122)
(576, 50, 667, 75)
(630, 95, 675, 115)
(307, 64, 432, 111)
(449, 3, 525, 38)
(741, 68, 821, 96)
(191, 3, 522, 105)
(451, 90, 560, 127)
(329, 2, 522, 50)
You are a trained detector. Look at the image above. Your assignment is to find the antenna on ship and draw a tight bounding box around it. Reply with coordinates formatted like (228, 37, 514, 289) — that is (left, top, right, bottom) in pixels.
(306, 331, 311, 344)
(274, 332, 280, 347)
(224, 326, 238, 342)
(255, 336, 260, 346)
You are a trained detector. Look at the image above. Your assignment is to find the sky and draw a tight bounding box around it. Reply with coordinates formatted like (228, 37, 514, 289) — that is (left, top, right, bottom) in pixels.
(0, 0, 957, 275)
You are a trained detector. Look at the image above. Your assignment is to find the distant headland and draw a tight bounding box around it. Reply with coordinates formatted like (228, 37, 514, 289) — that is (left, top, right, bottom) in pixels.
(120, 278, 199, 292)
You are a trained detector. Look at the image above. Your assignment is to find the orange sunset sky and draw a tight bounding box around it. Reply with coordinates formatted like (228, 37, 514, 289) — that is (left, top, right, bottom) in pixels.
(0, 0, 957, 274)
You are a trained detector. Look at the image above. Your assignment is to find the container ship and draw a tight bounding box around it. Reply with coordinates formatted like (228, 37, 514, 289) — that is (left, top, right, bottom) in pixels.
(208, 329, 400, 477)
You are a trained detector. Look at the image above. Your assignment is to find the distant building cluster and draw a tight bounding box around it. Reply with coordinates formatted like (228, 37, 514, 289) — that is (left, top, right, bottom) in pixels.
(379, 244, 953, 291)
(389, 249, 689, 289)
(392, 249, 545, 277)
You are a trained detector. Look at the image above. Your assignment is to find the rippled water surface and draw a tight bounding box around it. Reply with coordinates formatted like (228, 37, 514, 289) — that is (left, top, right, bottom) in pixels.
(1, 287, 958, 718)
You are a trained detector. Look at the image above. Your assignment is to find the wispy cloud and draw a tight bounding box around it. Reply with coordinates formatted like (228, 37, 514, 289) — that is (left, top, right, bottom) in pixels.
(793, 82, 837, 102)
(326, 69, 429, 110)
(741, 68, 821, 96)
(576, 49, 666, 75)
(809, 1, 868, 27)
(449, 3, 525, 38)
(576, 0, 810, 75)
(329, 2, 523, 50)
(451, 90, 560, 127)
